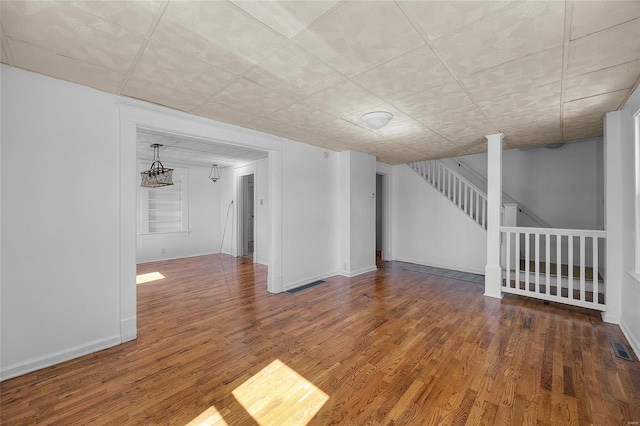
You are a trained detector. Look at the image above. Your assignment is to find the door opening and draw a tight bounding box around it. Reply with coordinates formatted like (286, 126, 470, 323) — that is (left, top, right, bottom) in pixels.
(376, 173, 384, 263)
(238, 173, 255, 259)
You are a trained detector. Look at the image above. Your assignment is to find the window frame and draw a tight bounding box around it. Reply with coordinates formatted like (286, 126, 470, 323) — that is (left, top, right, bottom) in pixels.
(138, 164, 189, 237)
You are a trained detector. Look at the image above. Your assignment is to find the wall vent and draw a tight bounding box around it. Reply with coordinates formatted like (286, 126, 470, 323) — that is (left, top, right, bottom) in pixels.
(613, 342, 634, 361)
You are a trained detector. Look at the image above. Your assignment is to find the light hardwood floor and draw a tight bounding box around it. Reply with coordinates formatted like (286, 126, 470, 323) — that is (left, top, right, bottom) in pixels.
(1, 254, 639, 425)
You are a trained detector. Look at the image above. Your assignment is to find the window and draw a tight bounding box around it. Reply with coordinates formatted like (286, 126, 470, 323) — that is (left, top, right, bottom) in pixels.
(139, 167, 189, 234)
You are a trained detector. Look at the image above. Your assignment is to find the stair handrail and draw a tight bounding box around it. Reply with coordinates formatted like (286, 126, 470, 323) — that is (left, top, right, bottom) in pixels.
(409, 160, 487, 202)
(447, 158, 553, 228)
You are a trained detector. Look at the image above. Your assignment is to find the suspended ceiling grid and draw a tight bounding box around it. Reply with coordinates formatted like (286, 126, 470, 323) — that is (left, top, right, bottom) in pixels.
(1, 1, 639, 164)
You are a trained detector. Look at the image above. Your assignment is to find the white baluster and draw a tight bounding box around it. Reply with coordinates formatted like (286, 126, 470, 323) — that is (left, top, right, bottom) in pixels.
(525, 232, 530, 291)
(535, 232, 540, 294)
(580, 236, 585, 302)
(515, 231, 521, 289)
(568, 235, 574, 300)
(545, 234, 550, 296)
(592, 236, 599, 305)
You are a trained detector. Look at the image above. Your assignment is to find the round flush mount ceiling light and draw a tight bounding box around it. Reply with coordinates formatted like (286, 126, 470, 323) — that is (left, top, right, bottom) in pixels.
(360, 111, 393, 129)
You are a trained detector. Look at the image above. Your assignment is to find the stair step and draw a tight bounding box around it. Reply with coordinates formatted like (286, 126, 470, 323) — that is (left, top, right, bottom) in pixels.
(517, 260, 603, 283)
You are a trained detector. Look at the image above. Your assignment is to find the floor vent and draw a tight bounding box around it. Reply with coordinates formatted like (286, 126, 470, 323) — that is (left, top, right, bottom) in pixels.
(523, 317, 532, 330)
(613, 342, 634, 361)
(286, 280, 326, 294)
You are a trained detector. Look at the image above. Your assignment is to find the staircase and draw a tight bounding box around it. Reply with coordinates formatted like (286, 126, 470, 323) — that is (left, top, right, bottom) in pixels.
(408, 160, 489, 229)
(407, 159, 607, 312)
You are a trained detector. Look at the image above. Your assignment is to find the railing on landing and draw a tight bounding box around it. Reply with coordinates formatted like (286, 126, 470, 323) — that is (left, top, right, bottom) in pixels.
(501, 226, 606, 311)
(409, 160, 488, 229)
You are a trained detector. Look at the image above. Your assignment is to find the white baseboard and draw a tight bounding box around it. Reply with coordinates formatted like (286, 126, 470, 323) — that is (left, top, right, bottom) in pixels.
(393, 256, 485, 275)
(283, 271, 338, 292)
(120, 316, 137, 342)
(338, 265, 378, 278)
(136, 251, 218, 265)
(602, 311, 621, 324)
(0, 334, 121, 382)
(620, 320, 640, 360)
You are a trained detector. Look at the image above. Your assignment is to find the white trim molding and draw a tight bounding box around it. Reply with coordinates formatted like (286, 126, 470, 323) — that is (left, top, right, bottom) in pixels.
(0, 335, 121, 382)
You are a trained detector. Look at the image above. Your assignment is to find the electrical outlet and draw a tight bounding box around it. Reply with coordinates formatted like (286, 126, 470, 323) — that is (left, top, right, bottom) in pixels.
(161, 248, 166, 254)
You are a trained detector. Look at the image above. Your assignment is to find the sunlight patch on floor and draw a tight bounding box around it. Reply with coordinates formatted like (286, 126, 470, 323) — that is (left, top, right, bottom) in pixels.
(136, 271, 165, 284)
(185, 405, 229, 426)
(232, 359, 329, 426)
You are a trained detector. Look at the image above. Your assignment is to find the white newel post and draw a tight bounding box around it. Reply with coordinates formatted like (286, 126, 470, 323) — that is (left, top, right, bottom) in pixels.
(485, 133, 505, 298)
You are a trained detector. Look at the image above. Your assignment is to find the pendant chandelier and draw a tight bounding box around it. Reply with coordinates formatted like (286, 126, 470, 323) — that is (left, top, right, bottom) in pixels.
(140, 144, 174, 188)
(209, 164, 221, 183)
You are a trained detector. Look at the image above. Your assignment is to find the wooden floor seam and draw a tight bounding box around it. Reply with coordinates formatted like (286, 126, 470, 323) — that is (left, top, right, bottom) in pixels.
(1, 254, 638, 425)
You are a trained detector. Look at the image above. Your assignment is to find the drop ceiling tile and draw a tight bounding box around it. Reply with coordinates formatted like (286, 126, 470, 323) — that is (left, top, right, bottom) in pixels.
(152, 0, 286, 75)
(492, 106, 561, 137)
(398, 0, 516, 41)
(563, 89, 630, 118)
(245, 117, 300, 137)
(267, 103, 336, 128)
(396, 133, 453, 155)
(352, 45, 453, 102)
(302, 80, 386, 117)
(567, 19, 640, 77)
(294, 1, 424, 76)
(191, 100, 256, 128)
(461, 47, 563, 101)
(562, 113, 604, 141)
(1, 0, 144, 73)
(123, 40, 238, 112)
(565, 60, 640, 101)
(1, 36, 11, 64)
(392, 81, 473, 121)
(229, 0, 340, 39)
(68, 0, 167, 35)
(212, 78, 295, 117)
(9, 38, 125, 93)
(432, 1, 565, 77)
(571, 1, 640, 40)
(419, 104, 497, 144)
(477, 81, 561, 118)
(505, 129, 562, 148)
(244, 44, 345, 100)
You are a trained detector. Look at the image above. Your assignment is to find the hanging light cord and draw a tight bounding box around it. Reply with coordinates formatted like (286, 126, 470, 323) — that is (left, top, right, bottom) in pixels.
(220, 200, 234, 254)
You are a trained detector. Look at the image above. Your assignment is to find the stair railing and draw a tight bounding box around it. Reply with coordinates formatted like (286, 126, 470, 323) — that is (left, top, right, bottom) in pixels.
(501, 226, 606, 311)
(409, 160, 488, 229)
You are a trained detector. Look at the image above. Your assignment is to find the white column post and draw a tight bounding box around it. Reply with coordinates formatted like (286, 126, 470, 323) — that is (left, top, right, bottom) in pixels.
(485, 133, 505, 299)
(603, 111, 622, 323)
(503, 203, 518, 227)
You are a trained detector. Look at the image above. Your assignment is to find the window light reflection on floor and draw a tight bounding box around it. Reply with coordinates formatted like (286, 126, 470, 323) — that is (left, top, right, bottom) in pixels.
(185, 405, 229, 426)
(232, 359, 329, 426)
(136, 271, 166, 284)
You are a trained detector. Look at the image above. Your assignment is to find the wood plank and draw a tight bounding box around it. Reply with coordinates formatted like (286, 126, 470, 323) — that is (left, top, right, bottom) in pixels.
(1, 254, 638, 425)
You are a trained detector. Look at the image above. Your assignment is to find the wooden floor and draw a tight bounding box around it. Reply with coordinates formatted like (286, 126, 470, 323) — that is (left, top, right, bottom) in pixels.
(2, 255, 639, 425)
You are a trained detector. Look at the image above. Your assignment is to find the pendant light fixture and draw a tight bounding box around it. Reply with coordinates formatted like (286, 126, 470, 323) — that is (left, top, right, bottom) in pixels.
(209, 164, 221, 183)
(140, 144, 174, 188)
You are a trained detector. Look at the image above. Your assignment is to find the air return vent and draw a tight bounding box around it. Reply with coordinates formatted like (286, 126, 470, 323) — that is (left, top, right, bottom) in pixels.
(613, 342, 634, 361)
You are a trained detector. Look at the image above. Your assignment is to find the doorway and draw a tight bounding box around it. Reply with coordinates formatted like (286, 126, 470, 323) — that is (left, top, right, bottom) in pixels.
(238, 173, 255, 259)
(376, 173, 384, 262)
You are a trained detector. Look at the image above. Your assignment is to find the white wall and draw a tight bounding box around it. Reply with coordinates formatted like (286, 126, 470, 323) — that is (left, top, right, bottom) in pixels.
(137, 164, 221, 263)
(452, 139, 604, 230)
(0, 66, 345, 379)
(336, 150, 377, 277)
(605, 84, 640, 356)
(1, 66, 122, 379)
(281, 140, 338, 288)
(255, 157, 269, 266)
(392, 164, 487, 274)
